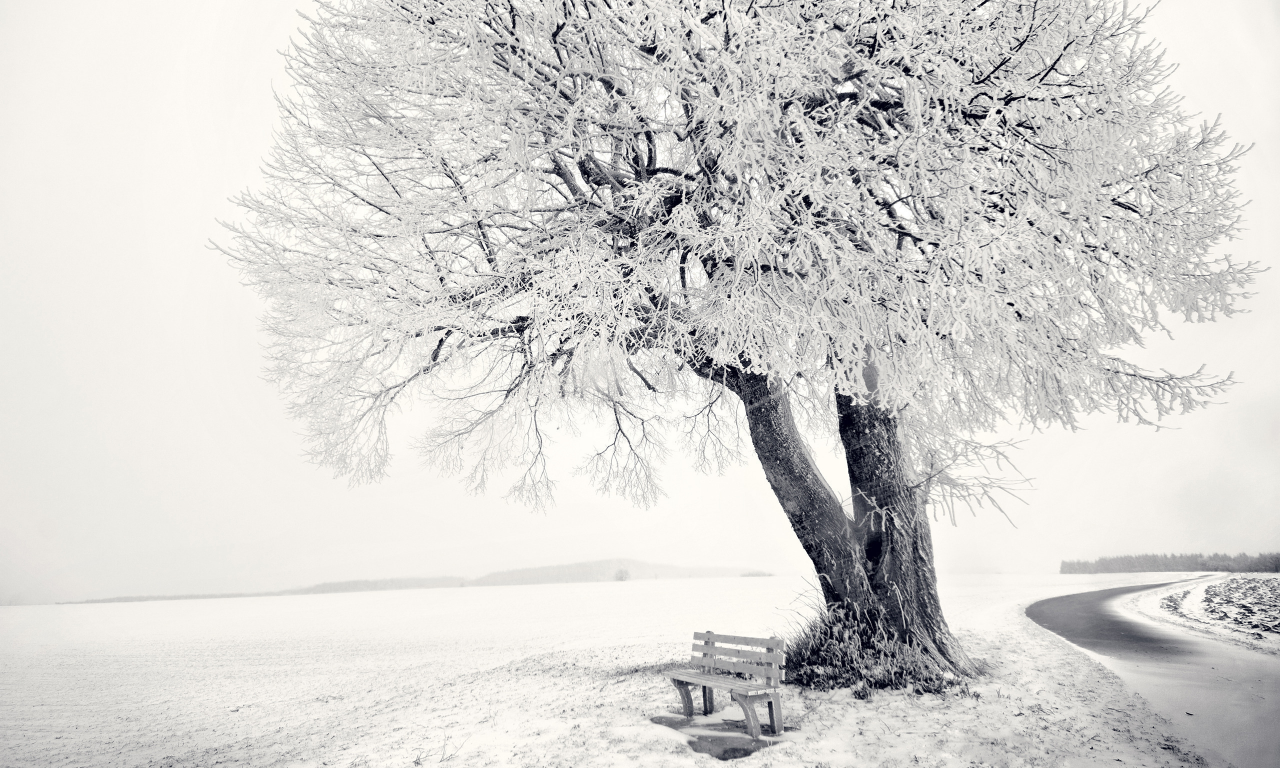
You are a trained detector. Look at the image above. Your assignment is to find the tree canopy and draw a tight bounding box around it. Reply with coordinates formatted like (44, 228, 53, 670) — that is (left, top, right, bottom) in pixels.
(224, 0, 1252, 506)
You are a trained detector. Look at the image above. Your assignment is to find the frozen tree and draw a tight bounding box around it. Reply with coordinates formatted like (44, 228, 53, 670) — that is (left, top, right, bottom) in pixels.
(222, 0, 1253, 684)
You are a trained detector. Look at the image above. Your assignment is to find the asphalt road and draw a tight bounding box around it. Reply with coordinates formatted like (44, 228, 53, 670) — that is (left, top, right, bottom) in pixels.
(1026, 579, 1280, 768)
(1025, 581, 1195, 660)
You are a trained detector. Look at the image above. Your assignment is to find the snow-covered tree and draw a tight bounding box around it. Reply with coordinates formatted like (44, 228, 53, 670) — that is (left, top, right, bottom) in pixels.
(222, 0, 1253, 684)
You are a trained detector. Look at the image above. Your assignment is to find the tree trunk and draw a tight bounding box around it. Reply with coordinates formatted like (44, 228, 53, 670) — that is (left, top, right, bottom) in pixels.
(711, 367, 977, 681)
(835, 391, 976, 675)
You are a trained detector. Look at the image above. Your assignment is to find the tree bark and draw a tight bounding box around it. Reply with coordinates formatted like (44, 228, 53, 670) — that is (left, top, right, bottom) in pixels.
(705, 365, 976, 678)
(835, 391, 976, 675)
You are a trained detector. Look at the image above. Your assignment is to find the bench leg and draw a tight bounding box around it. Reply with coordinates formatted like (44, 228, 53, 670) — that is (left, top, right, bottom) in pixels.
(767, 691, 782, 735)
(671, 679, 694, 718)
(702, 685, 715, 715)
(730, 692, 762, 740)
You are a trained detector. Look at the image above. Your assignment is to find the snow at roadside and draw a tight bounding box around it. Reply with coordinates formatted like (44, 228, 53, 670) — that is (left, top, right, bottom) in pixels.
(0, 573, 1229, 767)
(1126, 573, 1280, 657)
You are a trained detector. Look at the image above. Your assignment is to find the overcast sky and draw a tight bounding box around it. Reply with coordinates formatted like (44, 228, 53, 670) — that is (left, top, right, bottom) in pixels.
(1, 0, 1276, 605)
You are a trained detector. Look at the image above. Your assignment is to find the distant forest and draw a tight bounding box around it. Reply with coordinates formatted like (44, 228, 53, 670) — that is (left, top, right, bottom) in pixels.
(1061, 552, 1280, 574)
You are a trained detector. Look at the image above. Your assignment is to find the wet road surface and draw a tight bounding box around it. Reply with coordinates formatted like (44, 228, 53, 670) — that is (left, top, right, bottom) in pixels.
(1025, 582, 1193, 660)
(1027, 580, 1280, 768)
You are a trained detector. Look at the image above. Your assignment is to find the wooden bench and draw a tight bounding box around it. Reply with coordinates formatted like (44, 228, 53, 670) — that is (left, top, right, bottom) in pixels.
(669, 631, 784, 739)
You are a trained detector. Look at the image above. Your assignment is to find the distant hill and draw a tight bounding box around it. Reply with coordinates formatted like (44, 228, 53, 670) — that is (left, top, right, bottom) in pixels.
(74, 576, 468, 604)
(464, 558, 747, 586)
(64, 559, 761, 604)
(1061, 552, 1280, 574)
(76, 591, 264, 604)
(291, 576, 467, 594)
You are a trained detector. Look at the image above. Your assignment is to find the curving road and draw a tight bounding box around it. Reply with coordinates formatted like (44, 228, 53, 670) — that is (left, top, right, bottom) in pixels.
(1027, 580, 1280, 768)
(1025, 581, 1196, 660)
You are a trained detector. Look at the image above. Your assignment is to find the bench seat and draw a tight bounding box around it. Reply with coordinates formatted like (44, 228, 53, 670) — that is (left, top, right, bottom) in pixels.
(668, 631, 784, 740)
(669, 669, 776, 695)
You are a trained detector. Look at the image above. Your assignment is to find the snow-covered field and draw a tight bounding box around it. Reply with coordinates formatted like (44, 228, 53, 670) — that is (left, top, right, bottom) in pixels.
(0, 573, 1229, 767)
(1127, 573, 1280, 655)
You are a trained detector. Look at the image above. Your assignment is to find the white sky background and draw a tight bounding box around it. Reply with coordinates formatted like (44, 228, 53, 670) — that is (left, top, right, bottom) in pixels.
(0, 0, 1276, 605)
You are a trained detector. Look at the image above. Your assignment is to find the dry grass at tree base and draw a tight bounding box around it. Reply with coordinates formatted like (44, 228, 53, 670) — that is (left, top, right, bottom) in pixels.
(784, 606, 976, 697)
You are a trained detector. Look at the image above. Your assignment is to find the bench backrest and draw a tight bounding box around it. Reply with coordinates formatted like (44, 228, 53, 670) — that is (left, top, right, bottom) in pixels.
(690, 631, 785, 686)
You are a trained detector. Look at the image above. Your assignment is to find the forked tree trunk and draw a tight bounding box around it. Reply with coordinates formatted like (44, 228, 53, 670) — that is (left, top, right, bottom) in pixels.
(713, 368, 977, 679)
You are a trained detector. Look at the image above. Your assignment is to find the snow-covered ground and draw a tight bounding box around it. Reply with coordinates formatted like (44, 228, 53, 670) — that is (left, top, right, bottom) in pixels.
(1126, 573, 1280, 656)
(0, 573, 1230, 767)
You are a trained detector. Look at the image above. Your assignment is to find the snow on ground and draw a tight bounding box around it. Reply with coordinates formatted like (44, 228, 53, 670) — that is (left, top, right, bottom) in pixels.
(0, 573, 1228, 768)
(1126, 573, 1280, 656)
